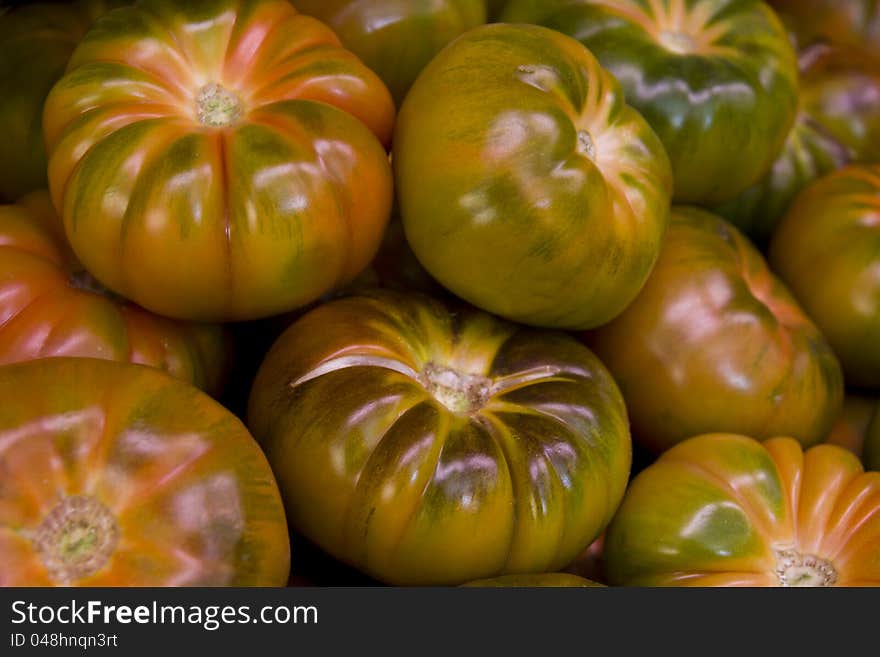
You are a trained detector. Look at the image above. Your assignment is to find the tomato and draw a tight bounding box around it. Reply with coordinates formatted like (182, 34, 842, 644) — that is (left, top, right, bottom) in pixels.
(501, 0, 799, 205)
(0, 192, 230, 395)
(0, 358, 290, 586)
(393, 23, 672, 330)
(604, 434, 880, 586)
(770, 0, 880, 61)
(715, 44, 880, 245)
(769, 165, 880, 389)
(43, 0, 395, 323)
(825, 395, 878, 465)
(0, 0, 128, 202)
(588, 206, 844, 453)
(462, 573, 602, 587)
(292, 0, 488, 106)
(247, 290, 632, 585)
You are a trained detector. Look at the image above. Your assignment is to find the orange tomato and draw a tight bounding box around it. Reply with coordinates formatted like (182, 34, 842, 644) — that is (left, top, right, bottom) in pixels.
(43, 0, 395, 322)
(0, 358, 290, 586)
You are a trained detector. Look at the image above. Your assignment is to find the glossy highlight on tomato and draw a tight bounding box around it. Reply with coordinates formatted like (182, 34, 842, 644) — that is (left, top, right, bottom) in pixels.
(394, 23, 672, 330)
(0, 358, 290, 586)
(0, 192, 229, 394)
(43, 0, 395, 322)
(588, 206, 844, 453)
(248, 290, 632, 585)
(502, 0, 799, 205)
(770, 165, 880, 389)
(604, 434, 880, 586)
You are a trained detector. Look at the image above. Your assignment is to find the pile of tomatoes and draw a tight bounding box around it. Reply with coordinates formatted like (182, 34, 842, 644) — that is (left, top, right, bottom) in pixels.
(1, 0, 879, 588)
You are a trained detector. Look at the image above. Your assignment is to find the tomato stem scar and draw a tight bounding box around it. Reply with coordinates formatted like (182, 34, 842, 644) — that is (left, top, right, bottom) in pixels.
(196, 83, 244, 127)
(31, 496, 119, 584)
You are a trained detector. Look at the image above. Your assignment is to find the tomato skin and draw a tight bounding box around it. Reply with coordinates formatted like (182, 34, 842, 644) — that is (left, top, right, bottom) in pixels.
(293, 0, 488, 106)
(770, 0, 880, 61)
(462, 573, 603, 587)
(0, 0, 128, 202)
(248, 290, 632, 585)
(769, 165, 880, 389)
(604, 434, 880, 587)
(43, 0, 395, 323)
(0, 358, 290, 587)
(588, 207, 844, 453)
(393, 23, 672, 330)
(502, 0, 799, 205)
(715, 45, 880, 245)
(0, 192, 229, 394)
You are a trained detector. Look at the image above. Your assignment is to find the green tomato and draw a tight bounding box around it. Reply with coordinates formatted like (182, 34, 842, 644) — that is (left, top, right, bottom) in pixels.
(501, 0, 799, 205)
(393, 23, 672, 330)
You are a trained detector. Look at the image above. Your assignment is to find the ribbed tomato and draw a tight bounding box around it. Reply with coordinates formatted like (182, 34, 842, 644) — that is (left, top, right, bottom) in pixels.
(502, 0, 799, 205)
(0, 192, 229, 394)
(715, 44, 880, 245)
(248, 290, 632, 585)
(588, 207, 844, 453)
(769, 165, 880, 389)
(0, 358, 290, 586)
(0, 0, 128, 202)
(43, 0, 395, 322)
(293, 0, 488, 105)
(604, 434, 880, 586)
(393, 23, 672, 330)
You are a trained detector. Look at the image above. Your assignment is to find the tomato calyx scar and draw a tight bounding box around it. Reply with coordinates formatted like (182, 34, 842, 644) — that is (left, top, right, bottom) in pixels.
(577, 130, 597, 161)
(31, 495, 119, 584)
(773, 547, 838, 587)
(419, 362, 491, 415)
(196, 83, 244, 127)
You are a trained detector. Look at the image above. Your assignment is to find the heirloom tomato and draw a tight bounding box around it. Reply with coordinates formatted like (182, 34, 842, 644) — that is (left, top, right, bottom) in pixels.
(248, 290, 632, 585)
(825, 395, 877, 465)
(716, 44, 880, 245)
(393, 23, 672, 330)
(0, 192, 229, 394)
(463, 573, 602, 587)
(588, 207, 844, 453)
(770, 0, 880, 61)
(0, 358, 290, 586)
(292, 0, 488, 106)
(770, 165, 880, 389)
(0, 0, 128, 202)
(43, 0, 395, 322)
(502, 0, 799, 205)
(604, 434, 880, 586)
